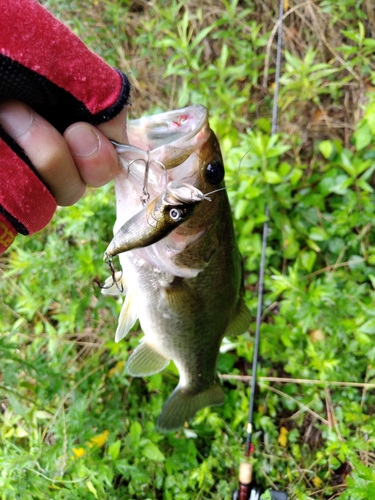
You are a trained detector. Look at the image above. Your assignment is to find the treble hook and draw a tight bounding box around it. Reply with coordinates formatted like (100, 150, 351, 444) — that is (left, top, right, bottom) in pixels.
(133, 154, 169, 207)
(111, 140, 169, 207)
(141, 150, 151, 206)
(99, 255, 124, 294)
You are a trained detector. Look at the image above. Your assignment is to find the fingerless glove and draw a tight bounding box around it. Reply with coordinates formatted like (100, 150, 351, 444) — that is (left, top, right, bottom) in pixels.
(0, 0, 130, 253)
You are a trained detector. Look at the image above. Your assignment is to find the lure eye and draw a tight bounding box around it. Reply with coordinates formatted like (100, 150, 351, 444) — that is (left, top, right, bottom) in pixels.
(169, 208, 183, 221)
(205, 160, 224, 185)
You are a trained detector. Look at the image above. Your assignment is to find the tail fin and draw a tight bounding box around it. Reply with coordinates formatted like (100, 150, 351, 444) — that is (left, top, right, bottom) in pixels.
(157, 378, 225, 432)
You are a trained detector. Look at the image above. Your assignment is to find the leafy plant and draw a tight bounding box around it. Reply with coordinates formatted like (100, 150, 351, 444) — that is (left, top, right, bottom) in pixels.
(2, 0, 375, 498)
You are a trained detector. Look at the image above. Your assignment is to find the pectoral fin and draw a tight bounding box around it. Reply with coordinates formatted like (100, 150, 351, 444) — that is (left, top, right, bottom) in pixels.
(126, 340, 170, 376)
(101, 272, 127, 296)
(224, 298, 251, 337)
(115, 291, 138, 342)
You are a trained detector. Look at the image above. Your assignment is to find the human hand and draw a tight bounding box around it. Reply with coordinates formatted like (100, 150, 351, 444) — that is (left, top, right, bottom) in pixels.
(0, 100, 128, 206)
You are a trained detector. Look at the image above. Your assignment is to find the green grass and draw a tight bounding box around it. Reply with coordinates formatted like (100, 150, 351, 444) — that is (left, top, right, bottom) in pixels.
(1, 0, 375, 498)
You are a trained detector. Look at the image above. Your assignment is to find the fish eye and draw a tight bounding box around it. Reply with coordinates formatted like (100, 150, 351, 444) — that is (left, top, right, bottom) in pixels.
(169, 208, 183, 221)
(205, 160, 224, 185)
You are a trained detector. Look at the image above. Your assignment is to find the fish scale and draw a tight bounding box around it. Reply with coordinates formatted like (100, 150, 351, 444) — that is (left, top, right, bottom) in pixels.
(103, 105, 251, 432)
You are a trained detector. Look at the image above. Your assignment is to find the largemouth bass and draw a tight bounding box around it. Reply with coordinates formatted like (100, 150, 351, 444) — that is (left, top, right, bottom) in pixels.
(103, 105, 251, 432)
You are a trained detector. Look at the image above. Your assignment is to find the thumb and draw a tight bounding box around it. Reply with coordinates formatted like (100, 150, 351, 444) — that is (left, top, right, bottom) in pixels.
(97, 106, 129, 143)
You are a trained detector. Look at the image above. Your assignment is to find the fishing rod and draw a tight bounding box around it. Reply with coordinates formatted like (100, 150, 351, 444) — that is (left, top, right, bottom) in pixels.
(233, 2, 288, 499)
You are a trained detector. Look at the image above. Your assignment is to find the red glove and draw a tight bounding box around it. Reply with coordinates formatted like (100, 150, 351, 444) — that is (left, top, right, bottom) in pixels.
(0, 0, 131, 253)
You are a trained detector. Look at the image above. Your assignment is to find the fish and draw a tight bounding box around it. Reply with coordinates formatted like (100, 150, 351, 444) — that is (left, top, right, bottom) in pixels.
(102, 105, 251, 432)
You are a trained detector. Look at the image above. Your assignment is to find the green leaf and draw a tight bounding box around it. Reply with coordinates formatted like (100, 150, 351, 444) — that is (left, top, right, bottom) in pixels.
(357, 319, 375, 335)
(340, 150, 356, 176)
(142, 441, 165, 461)
(306, 239, 322, 252)
(217, 353, 236, 372)
(108, 440, 121, 461)
(246, 186, 263, 200)
(319, 140, 334, 159)
(260, 490, 273, 500)
(279, 162, 291, 176)
(289, 168, 303, 185)
(309, 227, 329, 241)
(86, 481, 98, 499)
(264, 171, 282, 184)
(129, 421, 142, 443)
(234, 199, 249, 219)
(301, 251, 317, 273)
(364, 102, 375, 134)
(191, 23, 217, 50)
(354, 123, 373, 150)
(357, 178, 374, 192)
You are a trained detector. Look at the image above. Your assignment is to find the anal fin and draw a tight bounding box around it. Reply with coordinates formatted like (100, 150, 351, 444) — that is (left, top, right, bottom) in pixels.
(224, 298, 252, 337)
(127, 340, 170, 376)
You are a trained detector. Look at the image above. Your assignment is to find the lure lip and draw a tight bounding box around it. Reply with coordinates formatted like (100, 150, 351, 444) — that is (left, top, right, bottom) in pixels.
(162, 181, 208, 205)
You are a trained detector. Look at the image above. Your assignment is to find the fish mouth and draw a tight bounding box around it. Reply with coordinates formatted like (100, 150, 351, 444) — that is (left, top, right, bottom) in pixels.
(114, 105, 212, 218)
(127, 104, 208, 151)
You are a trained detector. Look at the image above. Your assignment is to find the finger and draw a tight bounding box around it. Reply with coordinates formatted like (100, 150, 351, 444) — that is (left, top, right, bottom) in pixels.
(64, 123, 123, 187)
(97, 106, 129, 143)
(0, 100, 85, 206)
